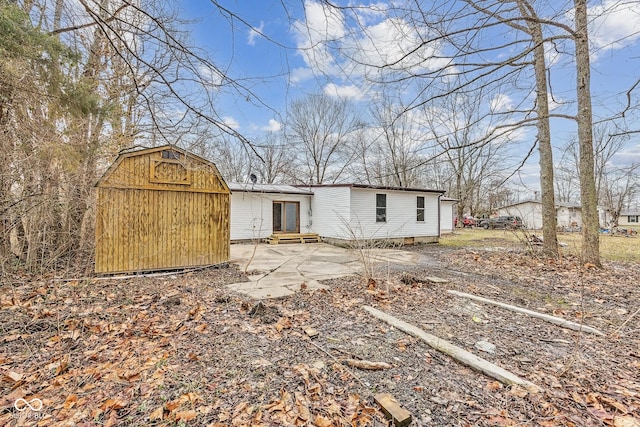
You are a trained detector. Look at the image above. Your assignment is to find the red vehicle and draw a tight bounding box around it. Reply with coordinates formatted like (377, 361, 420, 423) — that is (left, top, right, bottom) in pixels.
(455, 215, 476, 227)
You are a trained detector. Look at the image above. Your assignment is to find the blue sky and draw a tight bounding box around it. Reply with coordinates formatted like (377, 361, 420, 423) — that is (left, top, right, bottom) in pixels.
(179, 0, 640, 190)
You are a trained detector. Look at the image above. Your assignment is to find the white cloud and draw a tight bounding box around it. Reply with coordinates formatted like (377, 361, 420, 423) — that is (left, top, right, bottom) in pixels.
(261, 119, 282, 132)
(292, 1, 345, 76)
(247, 21, 264, 46)
(199, 65, 225, 88)
(290, 67, 315, 83)
(323, 83, 363, 99)
(292, 1, 449, 85)
(547, 93, 565, 111)
(588, 0, 640, 53)
(223, 116, 240, 130)
(490, 93, 514, 112)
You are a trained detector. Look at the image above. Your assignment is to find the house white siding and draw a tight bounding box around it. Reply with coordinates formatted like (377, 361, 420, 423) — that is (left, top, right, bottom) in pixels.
(498, 201, 541, 229)
(230, 192, 312, 240)
(618, 212, 640, 227)
(347, 189, 440, 239)
(556, 206, 582, 228)
(440, 199, 456, 234)
(307, 186, 351, 239)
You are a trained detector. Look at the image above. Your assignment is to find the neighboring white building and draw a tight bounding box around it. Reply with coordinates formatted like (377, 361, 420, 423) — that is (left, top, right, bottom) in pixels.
(497, 200, 614, 229)
(497, 200, 544, 229)
(440, 197, 457, 234)
(228, 183, 313, 241)
(229, 182, 446, 244)
(618, 211, 640, 227)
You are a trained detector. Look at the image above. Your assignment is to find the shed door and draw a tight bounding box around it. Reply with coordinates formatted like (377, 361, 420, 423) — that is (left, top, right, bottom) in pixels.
(273, 201, 299, 233)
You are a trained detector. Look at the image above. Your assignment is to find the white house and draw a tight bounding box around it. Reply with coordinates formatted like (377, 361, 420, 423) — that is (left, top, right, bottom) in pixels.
(618, 211, 640, 227)
(497, 200, 582, 229)
(497, 200, 616, 229)
(228, 183, 313, 241)
(229, 182, 446, 244)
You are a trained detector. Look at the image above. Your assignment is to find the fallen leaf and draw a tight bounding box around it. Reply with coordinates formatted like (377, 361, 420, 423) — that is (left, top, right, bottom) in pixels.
(3, 371, 22, 383)
(102, 398, 127, 411)
(175, 409, 197, 421)
(63, 394, 77, 410)
(275, 317, 293, 332)
(486, 381, 502, 391)
(150, 406, 164, 420)
(509, 385, 528, 398)
(314, 414, 333, 427)
(165, 399, 182, 412)
(614, 415, 640, 427)
(252, 358, 272, 368)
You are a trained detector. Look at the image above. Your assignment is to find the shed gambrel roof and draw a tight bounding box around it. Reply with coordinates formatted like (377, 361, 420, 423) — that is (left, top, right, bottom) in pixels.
(96, 145, 229, 193)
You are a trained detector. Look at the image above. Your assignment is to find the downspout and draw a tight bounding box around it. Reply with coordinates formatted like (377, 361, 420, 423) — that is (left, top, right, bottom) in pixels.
(438, 193, 442, 238)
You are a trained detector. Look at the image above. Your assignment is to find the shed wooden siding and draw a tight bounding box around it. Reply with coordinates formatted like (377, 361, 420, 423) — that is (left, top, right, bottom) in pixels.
(95, 147, 229, 274)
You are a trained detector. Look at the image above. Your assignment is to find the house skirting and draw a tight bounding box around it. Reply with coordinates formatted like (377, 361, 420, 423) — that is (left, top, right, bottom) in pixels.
(320, 236, 439, 248)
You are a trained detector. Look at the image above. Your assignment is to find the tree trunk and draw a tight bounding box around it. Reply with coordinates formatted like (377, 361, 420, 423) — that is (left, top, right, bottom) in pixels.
(522, 1, 559, 257)
(574, 0, 601, 267)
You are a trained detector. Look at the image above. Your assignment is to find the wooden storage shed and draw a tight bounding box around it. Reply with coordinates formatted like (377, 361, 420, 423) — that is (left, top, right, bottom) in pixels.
(95, 146, 230, 274)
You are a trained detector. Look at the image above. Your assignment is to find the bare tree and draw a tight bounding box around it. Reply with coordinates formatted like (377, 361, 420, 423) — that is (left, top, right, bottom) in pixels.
(561, 123, 639, 228)
(424, 86, 510, 222)
(0, 0, 277, 270)
(368, 96, 426, 187)
(251, 133, 292, 184)
(309, 0, 610, 263)
(286, 93, 359, 184)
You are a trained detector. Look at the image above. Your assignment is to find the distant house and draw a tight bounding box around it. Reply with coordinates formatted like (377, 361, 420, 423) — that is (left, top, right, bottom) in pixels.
(496, 200, 582, 229)
(618, 211, 640, 227)
(496, 200, 615, 229)
(229, 182, 446, 244)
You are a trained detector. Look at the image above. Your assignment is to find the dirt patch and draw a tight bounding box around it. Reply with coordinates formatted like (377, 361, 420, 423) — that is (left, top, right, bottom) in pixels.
(1, 246, 638, 426)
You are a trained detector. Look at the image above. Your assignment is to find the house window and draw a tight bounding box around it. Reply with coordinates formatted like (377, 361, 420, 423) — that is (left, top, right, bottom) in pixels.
(417, 196, 425, 222)
(629, 215, 639, 223)
(376, 194, 386, 222)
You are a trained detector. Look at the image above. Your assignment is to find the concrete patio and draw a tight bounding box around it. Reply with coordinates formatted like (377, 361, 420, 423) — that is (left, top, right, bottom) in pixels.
(227, 242, 420, 299)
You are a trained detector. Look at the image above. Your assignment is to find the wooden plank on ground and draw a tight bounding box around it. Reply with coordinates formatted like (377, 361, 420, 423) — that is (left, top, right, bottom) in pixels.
(374, 393, 412, 427)
(426, 276, 449, 283)
(363, 305, 541, 392)
(447, 290, 605, 336)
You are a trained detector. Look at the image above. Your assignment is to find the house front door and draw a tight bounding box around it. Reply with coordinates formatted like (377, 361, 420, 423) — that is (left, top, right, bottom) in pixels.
(273, 201, 300, 233)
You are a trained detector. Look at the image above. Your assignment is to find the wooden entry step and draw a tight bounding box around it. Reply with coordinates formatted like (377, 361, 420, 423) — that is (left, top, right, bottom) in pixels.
(267, 233, 321, 244)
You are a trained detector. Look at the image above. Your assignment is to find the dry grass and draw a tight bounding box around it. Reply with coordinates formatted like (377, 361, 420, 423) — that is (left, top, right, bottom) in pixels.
(441, 228, 640, 262)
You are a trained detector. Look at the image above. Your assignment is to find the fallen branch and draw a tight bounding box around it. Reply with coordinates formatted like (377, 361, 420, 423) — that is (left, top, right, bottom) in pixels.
(344, 359, 392, 370)
(447, 290, 605, 336)
(305, 339, 366, 387)
(611, 306, 640, 337)
(363, 305, 541, 393)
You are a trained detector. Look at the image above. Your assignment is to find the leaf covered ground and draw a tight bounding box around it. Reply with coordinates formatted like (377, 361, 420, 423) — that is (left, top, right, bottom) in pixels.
(1, 244, 639, 426)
